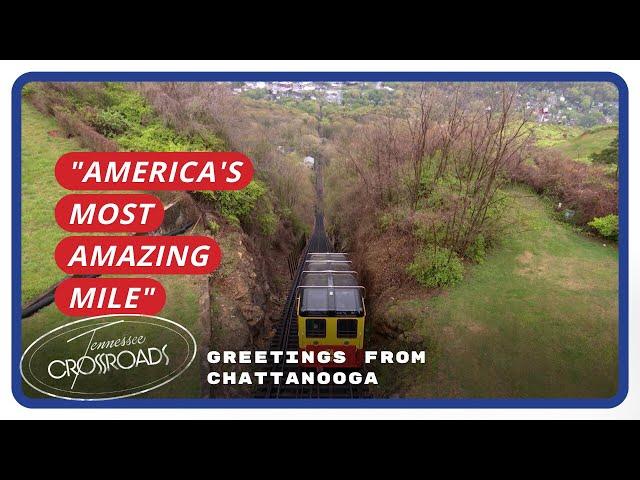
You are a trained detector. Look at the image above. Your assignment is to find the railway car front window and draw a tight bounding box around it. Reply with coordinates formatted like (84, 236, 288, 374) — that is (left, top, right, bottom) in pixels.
(306, 318, 326, 338)
(335, 289, 364, 316)
(300, 289, 329, 316)
(337, 319, 358, 338)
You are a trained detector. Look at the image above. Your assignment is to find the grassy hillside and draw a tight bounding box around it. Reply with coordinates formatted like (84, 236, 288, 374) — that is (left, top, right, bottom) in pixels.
(21, 101, 82, 303)
(20, 100, 204, 398)
(530, 123, 618, 164)
(554, 126, 618, 164)
(380, 186, 618, 398)
(529, 123, 584, 148)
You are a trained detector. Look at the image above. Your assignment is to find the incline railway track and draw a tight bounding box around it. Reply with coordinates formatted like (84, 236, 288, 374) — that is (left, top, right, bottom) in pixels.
(256, 157, 370, 399)
(255, 211, 369, 399)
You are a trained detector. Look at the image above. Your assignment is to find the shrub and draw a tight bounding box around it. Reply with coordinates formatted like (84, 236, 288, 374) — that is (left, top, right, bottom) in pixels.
(413, 210, 447, 245)
(91, 109, 130, 137)
(207, 220, 220, 235)
(281, 207, 310, 237)
(511, 148, 618, 225)
(53, 108, 118, 151)
(378, 212, 394, 232)
(209, 180, 267, 224)
(258, 211, 278, 236)
(407, 247, 464, 288)
(103, 84, 153, 124)
(136, 82, 233, 149)
(118, 122, 196, 151)
(590, 135, 618, 165)
(25, 83, 71, 115)
(465, 234, 486, 263)
(64, 83, 116, 110)
(588, 214, 618, 240)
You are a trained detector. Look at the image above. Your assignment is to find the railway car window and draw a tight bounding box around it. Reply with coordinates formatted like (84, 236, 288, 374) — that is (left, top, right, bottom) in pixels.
(337, 319, 358, 338)
(301, 289, 330, 315)
(335, 288, 364, 316)
(306, 318, 326, 338)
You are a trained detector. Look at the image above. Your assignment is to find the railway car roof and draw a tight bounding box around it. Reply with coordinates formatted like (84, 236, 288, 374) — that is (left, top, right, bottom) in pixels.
(304, 261, 353, 272)
(301, 272, 359, 286)
(307, 253, 350, 261)
(299, 258, 363, 316)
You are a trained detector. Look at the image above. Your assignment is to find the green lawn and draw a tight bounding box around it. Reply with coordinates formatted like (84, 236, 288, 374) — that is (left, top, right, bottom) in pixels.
(21, 275, 204, 399)
(389, 186, 618, 398)
(554, 126, 618, 164)
(529, 122, 618, 164)
(528, 123, 584, 148)
(21, 101, 82, 304)
(21, 100, 204, 399)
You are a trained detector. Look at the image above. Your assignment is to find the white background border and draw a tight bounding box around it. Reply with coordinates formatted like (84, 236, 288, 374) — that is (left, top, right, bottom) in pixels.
(1, 59, 636, 419)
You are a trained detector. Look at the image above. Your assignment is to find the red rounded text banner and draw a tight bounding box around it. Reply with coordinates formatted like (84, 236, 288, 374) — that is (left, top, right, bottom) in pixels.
(55, 152, 253, 191)
(55, 194, 164, 233)
(55, 277, 166, 316)
(55, 236, 222, 275)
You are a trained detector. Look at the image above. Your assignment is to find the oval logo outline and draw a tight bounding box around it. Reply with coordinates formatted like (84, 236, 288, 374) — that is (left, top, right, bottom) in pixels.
(20, 314, 197, 401)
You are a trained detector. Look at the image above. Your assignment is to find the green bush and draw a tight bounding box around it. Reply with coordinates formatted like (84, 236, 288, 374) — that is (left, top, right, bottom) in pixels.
(65, 83, 116, 110)
(258, 211, 279, 236)
(92, 109, 130, 137)
(103, 84, 153, 124)
(588, 214, 618, 240)
(281, 207, 310, 237)
(465, 234, 486, 264)
(378, 212, 395, 232)
(195, 131, 227, 151)
(211, 180, 267, 224)
(118, 122, 197, 151)
(407, 247, 464, 288)
(413, 217, 446, 245)
(207, 220, 220, 235)
(590, 135, 618, 165)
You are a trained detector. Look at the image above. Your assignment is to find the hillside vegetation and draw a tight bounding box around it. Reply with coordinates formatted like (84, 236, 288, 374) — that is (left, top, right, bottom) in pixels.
(20, 101, 204, 397)
(21, 82, 320, 399)
(21, 101, 83, 303)
(377, 187, 618, 397)
(530, 123, 618, 164)
(21, 80, 620, 400)
(323, 84, 619, 399)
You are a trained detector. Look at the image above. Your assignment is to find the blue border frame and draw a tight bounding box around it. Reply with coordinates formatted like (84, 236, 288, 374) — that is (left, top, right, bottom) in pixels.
(11, 71, 629, 409)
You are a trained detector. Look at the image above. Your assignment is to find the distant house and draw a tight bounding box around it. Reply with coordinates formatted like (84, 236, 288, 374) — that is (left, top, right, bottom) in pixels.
(245, 81, 267, 89)
(303, 156, 315, 168)
(325, 90, 342, 103)
(538, 107, 550, 123)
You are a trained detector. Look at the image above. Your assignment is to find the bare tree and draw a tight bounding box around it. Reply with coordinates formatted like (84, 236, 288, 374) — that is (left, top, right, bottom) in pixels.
(405, 84, 437, 209)
(332, 83, 532, 263)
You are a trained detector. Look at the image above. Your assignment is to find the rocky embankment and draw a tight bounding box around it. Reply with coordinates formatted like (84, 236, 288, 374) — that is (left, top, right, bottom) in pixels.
(159, 192, 295, 397)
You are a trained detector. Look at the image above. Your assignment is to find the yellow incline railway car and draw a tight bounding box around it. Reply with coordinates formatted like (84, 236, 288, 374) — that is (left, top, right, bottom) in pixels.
(296, 253, 366, 368)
